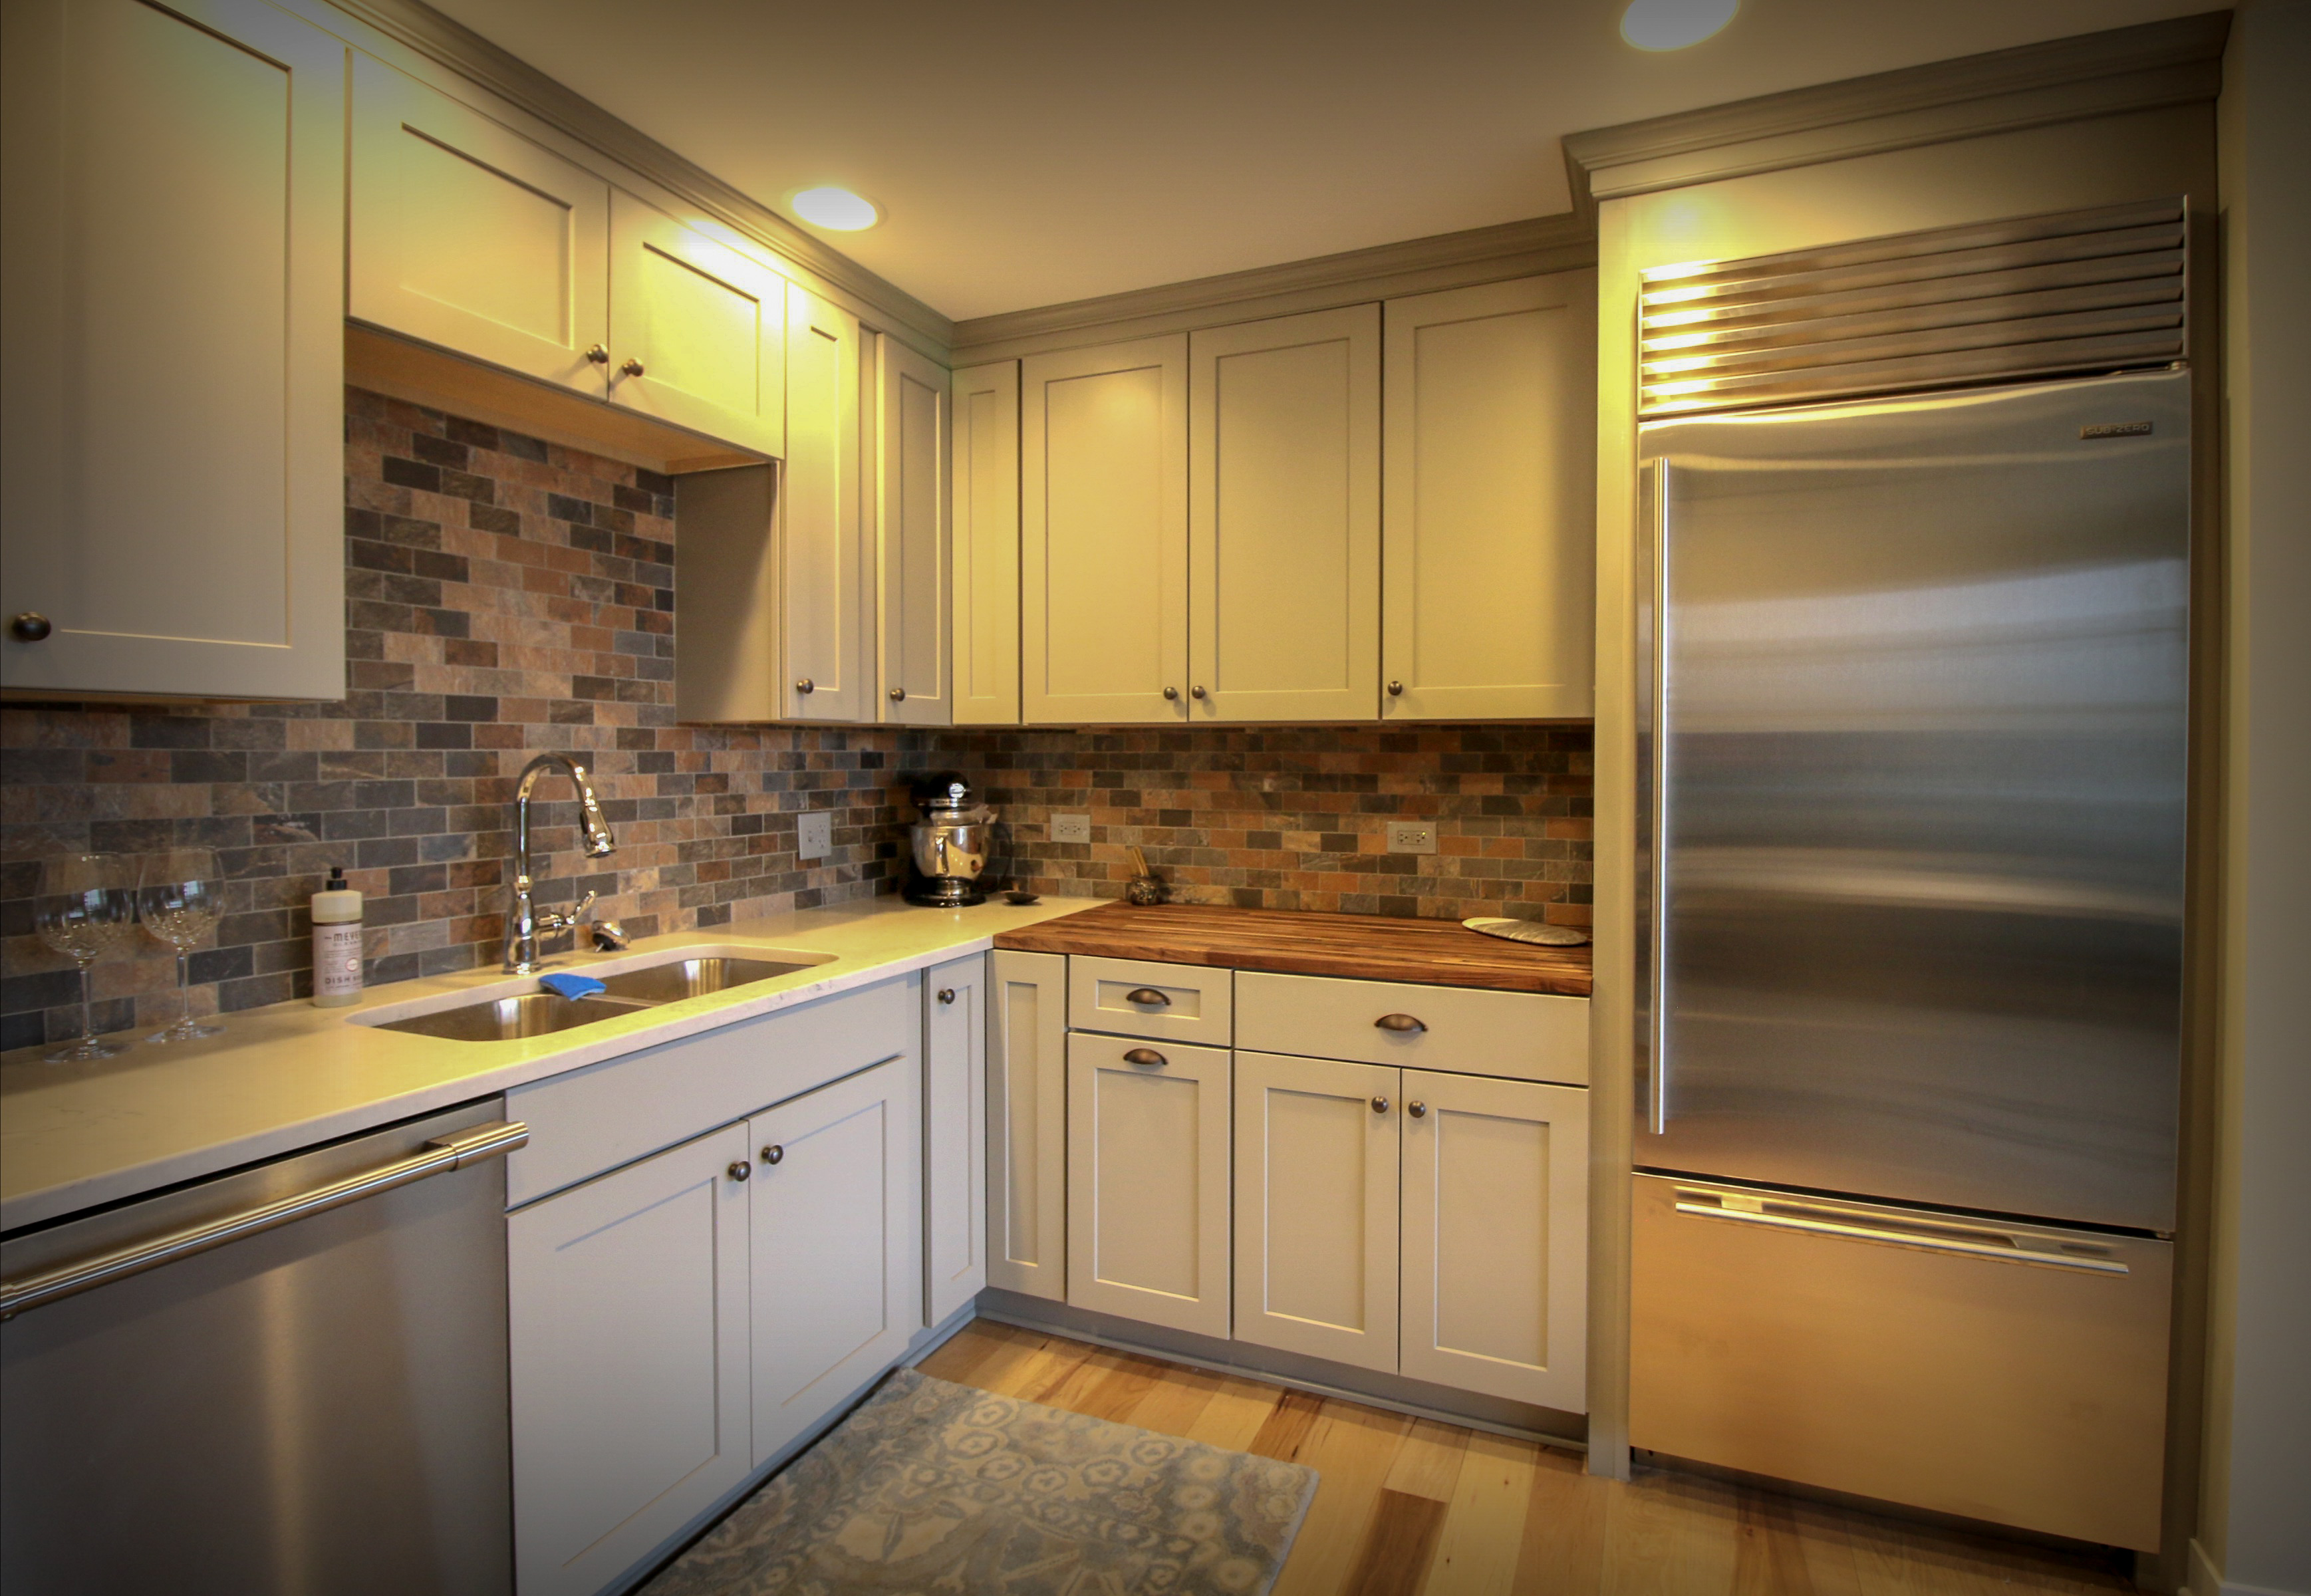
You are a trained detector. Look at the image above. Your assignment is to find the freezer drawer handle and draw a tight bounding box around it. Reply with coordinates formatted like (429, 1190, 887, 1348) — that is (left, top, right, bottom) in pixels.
(0, 1120, 529, 1319)
(1671, 1195, 2128, 1275)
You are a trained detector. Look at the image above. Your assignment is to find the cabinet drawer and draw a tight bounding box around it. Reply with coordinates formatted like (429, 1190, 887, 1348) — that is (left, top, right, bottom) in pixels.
(1067, 956, 1232, 1046)
(1235, 970, 1586, 1084)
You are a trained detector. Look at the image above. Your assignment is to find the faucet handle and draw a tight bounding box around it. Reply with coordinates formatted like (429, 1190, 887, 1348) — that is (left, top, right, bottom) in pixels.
(536, 890, 598, 935)
(589, 919, 628, 952)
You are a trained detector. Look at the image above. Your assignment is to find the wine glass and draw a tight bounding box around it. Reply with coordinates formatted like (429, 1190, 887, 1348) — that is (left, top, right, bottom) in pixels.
(32, 853, 138, 1062)
(139, 847, 225, 1044)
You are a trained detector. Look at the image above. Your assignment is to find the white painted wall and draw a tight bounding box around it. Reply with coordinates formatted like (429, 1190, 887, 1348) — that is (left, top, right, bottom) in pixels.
(2193, 5, 2311, 1595)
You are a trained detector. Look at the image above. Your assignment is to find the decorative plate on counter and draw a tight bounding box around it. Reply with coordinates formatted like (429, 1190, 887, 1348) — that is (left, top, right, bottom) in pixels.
(1462, 916, 1590, 947)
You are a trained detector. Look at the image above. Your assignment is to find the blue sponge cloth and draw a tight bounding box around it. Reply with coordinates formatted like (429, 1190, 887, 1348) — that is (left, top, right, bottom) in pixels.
(539, 972, 607, 999)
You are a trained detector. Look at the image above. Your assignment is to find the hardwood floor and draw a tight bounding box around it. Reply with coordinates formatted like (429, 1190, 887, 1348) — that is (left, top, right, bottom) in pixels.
(914, 1320, 2138, 1596)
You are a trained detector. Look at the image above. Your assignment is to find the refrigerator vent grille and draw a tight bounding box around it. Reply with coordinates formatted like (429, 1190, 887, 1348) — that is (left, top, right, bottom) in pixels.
(1637, 197, 2187, 416)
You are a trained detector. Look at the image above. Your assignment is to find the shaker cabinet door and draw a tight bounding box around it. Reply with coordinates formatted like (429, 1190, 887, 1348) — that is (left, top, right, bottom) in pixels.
(748, 1057, 920, 1466)
(1381, 273, 1596, 720)
(1, 0, 346, 700)
(950, 360, 1022, 725)
(607, 188, 786, 456)
(875, 333, 953, 725)
(988, 950, 1068, 1301)
(922, 954, 988, 1325)
(507, 1125, 752, 1596)
(1399, 1069, 1588, 1412)
(1021, 335, 1190, 724)
(1066, 1031, 1231, 1337)
(779, 282, 869, 721)
(1232, 1050, 1400, 1372)
(1188, 305, 1380, 723)
(349, 53, 611, 393)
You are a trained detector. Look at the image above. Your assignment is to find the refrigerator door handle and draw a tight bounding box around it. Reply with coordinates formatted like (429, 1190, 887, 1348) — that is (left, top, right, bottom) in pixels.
(1639, 461, 1670, 1134)
(1671, 1191, 2128, 1275)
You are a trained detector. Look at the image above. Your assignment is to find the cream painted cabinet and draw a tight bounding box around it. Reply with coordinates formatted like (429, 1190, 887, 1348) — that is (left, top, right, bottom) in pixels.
(988, 950, 1067, 1301)
(779, 283, 869, 720)
(1233, 1049, 1400, 1372)
(1066, 1031, 1231, 1337)
(875, 333, 952, 725)
(748, 1057, 920, 1465)
(1399, 1068, 1588, 1412)
(349, 53, 611, 394)
(951, 360, 1022, 724)
(1381, 273, 1597, 720)
(1, 0, 345, 700)
(1188, 306, 1380, 722)
(507, 1123, 751, 1596)
(1021, 335, 1190, 724)
(922, 954, 987, 1325)
(607, 188, 786, 456)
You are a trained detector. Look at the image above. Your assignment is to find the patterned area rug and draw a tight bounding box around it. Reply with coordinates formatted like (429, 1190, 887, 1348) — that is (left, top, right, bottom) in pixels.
(642, 1367, 1318, 1595)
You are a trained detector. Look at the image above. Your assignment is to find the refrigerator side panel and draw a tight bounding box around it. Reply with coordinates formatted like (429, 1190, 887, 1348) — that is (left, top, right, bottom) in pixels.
(1630, 1174, 2171, 1549)
(1639, 370, 2191, 1232)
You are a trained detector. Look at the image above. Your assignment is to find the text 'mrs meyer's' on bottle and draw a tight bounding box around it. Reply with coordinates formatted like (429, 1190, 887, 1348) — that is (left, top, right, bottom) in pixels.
(311, 866, 364, 1007)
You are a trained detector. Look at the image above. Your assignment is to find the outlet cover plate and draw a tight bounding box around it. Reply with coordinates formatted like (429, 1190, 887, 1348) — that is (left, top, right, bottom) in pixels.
(1051, 812, 1092, 845)
(1387, 821, 1438, 855)
(797, 811, 832, 860)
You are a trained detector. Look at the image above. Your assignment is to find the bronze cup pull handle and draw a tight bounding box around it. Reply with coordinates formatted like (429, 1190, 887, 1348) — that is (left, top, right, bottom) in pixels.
(1123, 1048, 1167, 1067)
(1374, 1013, 1427, 1033)
(1124, 988, 1170, 1007)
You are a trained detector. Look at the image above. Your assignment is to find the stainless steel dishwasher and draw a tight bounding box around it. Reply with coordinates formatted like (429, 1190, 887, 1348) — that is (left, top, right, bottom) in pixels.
(1, 1097, 523, 1596)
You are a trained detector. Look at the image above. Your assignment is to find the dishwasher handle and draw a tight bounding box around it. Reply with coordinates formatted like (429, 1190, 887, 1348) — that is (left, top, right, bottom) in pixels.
(0, 1120, 528, 1319)
(1672, 1192, 2129, 1275)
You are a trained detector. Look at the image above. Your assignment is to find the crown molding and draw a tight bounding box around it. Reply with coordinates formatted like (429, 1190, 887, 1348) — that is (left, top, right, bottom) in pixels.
(327, 0, 955, 355)
(950, 212, 1596, 366)
(1562, 11, 2232, 217)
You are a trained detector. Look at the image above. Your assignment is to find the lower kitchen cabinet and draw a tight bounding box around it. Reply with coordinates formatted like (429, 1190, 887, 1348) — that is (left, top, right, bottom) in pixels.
(748, 1058, 920, 1466)
(1233, 1050, 1401, 1371)
(988, 950, 1067, 1301)
(507, 1123, 753, 1596)
(922, 954, 988, 1325)
(1399, 1068, 1588, 1412)
(1067, 1032, 1232, 1337)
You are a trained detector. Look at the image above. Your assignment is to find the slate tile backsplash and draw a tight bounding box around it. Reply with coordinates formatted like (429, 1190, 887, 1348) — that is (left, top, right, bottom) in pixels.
(0, 388, 1594, 1052)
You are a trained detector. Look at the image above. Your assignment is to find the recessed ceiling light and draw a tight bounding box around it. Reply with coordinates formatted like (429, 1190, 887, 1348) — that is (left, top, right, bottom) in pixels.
(1621, 0, 1738, 51)
(791, 186, 880, 231)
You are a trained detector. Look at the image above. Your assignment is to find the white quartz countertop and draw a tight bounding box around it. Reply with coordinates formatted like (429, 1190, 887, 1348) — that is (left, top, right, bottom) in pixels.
(0, 895, 1096, 1232)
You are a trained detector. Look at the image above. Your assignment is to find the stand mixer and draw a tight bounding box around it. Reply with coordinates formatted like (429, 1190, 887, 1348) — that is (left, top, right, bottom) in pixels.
(903, 773, 994, 906)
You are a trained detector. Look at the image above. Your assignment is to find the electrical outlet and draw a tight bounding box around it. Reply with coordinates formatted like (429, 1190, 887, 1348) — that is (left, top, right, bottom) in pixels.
(1050, 812, 1092, 845)
(797, 811, 832, 860)
(1387, 821, 1438, 855)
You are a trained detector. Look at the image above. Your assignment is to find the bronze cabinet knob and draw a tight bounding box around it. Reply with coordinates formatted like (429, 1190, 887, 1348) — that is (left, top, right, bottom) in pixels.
(761, 1144, 785, 1165)
(1122, 1048, 1166, 1067)
(1162, 686, 1179, 700)
(1408, 1101, 1428, 1118)
(618, 357, 645, 377)
(1190, 685, 1207, 700)
(888, 687, 906, 701)
(1374, 1013, 1427, 1033)
(936, 988, 956, 1004)
(585, 344, 610, 364)
(728, 1160, 751, 1182)
(11, 613, 53, 642)
(1387, 680, 1404, 696)
(795, 678, 815, 694)
(1371, 1096, 1390, 1114)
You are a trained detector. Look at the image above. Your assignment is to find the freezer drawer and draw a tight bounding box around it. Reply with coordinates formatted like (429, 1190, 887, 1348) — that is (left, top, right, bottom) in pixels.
(1630, 1174, 2170, 1549)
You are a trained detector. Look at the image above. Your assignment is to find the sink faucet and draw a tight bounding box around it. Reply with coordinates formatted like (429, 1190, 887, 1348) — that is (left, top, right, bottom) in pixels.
(502, 753, 616, 974)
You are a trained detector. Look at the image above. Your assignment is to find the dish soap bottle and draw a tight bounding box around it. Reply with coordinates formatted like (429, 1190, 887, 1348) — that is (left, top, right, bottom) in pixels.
(311, 866, 364, 1007)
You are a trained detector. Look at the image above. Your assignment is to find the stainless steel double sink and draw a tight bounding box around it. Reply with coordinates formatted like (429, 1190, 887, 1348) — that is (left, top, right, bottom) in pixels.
(369, 954, 823, 1042)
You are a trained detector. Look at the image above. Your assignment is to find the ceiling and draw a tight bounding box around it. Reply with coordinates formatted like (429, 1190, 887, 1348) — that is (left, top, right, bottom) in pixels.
(426, 0, 2218, 323)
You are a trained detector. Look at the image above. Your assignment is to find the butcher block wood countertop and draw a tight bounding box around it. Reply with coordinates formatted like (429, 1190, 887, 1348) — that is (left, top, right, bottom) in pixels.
(992, 902, 1592, 998)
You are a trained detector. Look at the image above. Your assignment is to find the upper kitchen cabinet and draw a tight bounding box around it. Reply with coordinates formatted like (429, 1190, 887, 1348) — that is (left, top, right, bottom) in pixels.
(1021, 335, 1189, 724)
(1381, 273, 1597, 720)
(349, 55, 610, 394)
(607, 190, 787, 458)
(950, 361, 1021, 725)
(874, 333, 952, 726)
(1188, 305, 1379, 722)
(1, 0, 346, 700)
(779, 283, 868, 721)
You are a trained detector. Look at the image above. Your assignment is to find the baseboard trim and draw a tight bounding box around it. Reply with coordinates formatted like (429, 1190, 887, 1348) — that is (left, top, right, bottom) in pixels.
(2185, 1538, 2311, 1596)
(976, 1290, 1586, 1455)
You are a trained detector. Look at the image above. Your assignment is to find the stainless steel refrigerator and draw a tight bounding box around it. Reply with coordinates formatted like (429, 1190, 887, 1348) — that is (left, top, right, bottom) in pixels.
(1629, 366, 2189, 1551)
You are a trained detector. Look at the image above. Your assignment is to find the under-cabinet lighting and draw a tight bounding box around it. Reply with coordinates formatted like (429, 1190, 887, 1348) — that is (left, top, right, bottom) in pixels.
(791, 186, 881, 231)
(1621, 0, 1738, 51)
